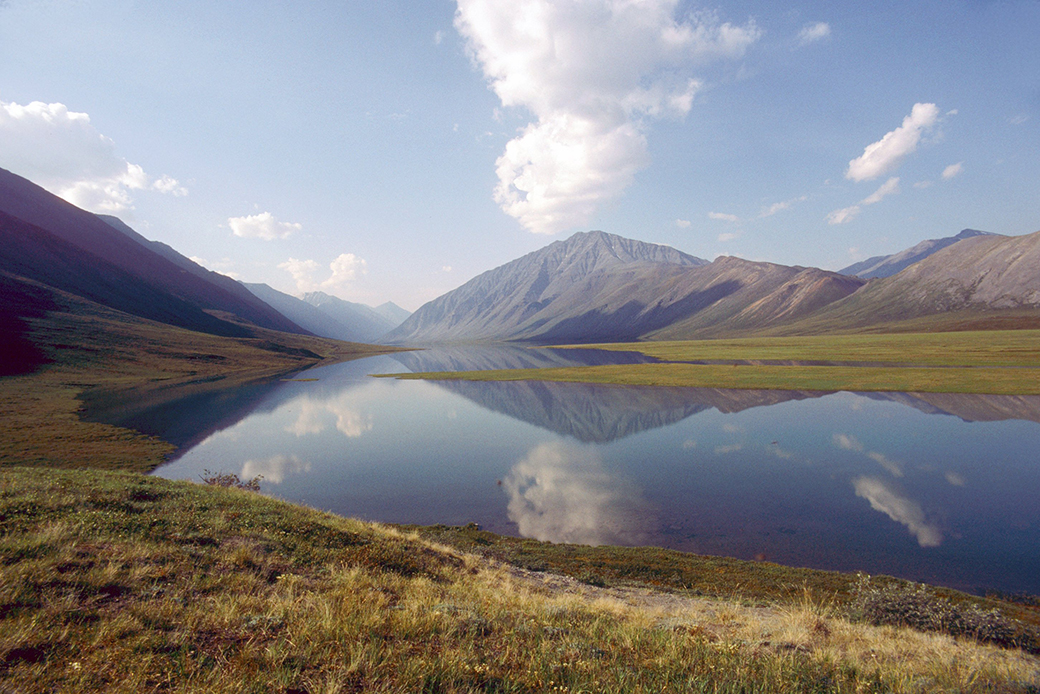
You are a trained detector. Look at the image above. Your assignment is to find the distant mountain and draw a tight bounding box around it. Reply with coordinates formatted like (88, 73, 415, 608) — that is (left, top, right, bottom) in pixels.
(242, 283, 360, 343)
(385, 230, 863, 344)
(299, 291, 400, 343)
(798, 229, 1040, 331)
(839, 229, 999, 279)
(372, 301, 411, 326)
(0, 167, 306, 338)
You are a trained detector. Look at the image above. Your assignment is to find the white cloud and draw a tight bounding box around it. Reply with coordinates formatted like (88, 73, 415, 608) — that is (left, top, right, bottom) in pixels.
(853, 476, 943, 547)
(714, 443, 743, 454)
(826, 205, 860, 225)
(228, 211, 301, 240)
(826, 177, 899, 225)
(709, 211, 739, 222)
(0, 98, 186, 212)
(278, 257, 321, 291)
(279, 253, 368, 295)
(434, 30, 445, 45)
(846, 103, 939, 182)
(675, 218, 692, 228)
(941, 162, 963, 180)
(913, 180, 933, 189)
(455, 0, 760, 234)
(326, 253, 368, 289)
(717, 232, 739, 242)
(797, 22, 831, 45)
(945, 471, 966, 487)
(442, 265, 453, 272)
(759, 195, 807, 218)
(860, 176, 900, 205)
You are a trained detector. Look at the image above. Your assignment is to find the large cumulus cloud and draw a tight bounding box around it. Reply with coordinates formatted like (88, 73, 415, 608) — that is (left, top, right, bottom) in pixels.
(455, 0, 759, 234)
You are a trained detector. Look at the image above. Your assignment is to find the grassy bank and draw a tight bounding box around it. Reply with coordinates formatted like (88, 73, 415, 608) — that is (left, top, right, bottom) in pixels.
(0, 294, 400, 472)
(381, 330, 1040, 394)
(2, 467, 1038, 693)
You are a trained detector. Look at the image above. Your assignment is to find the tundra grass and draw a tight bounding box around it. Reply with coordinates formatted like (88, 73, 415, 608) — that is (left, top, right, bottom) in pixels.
(2, 467, 1038, 693)
(382, 330, 1040, 394)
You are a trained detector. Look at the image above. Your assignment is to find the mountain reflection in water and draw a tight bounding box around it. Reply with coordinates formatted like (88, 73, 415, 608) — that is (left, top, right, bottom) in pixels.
(128, 348, 1040, 595)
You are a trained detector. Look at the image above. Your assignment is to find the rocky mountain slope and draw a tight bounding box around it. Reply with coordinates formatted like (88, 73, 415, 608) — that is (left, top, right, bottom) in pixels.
(385, 230, 863, 344)
(800, 229, 1040, 330)
(0, 167, 305, 338)
(838, 229, 998, 279)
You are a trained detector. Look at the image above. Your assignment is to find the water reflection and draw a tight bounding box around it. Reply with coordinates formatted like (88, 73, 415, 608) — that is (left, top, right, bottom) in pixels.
(120, 348, 1040, 595)
(867, 392, 1040, 424)
(241, 453, 311, 484)
(852, 476, 944, 548)
(504, 441, 655, 546)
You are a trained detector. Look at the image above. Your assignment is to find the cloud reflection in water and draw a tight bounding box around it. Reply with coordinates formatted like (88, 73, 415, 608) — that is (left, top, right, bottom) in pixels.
(241, 454, 311, 485)
(852, 476, 943, 547)
(503, 441, 655, 546)
(284, 394, 373, 439)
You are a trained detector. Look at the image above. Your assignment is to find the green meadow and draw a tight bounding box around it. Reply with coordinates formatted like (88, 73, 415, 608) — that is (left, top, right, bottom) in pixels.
(383, 330, 1040, 395)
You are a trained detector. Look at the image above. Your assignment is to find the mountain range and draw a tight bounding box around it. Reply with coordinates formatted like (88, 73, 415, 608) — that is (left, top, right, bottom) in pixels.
(3, 164, 1038, 363)
(386, 230, 871, 343)
(241, 284, 408, 344)
(387, 227, 1040, 343)
(837, 229, 998, 279)
(0, 167, 409, 376)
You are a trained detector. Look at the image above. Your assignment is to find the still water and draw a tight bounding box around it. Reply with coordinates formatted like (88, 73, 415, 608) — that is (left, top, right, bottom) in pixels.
(135, 347, 1040, 596)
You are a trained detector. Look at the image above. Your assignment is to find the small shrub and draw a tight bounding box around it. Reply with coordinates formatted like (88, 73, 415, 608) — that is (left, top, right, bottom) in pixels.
(200, 470, 263, 492)
(849, 574, 1038, 652)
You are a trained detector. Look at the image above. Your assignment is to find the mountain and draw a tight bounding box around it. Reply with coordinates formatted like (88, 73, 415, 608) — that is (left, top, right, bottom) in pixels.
(384, 230, 707, 343)
(0, 167, 306, 338)
(384, 230, 863, 344)
(797, 229, 1040, 331)
(300, 291, 400, 343)
(242, 283, 362, 343)
(372, 301, 411, 326)
(839, 229, 999, 279)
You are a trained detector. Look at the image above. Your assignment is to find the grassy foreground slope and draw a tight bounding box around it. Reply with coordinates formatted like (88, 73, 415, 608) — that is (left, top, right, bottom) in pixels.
(2, 291, 1039, 690)
(383, 330, 1040, 395)
(2, 468, 1039, 693)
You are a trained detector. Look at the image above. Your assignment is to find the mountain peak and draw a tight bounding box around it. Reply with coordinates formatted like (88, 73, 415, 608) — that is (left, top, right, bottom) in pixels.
(383, 231, 862, 344)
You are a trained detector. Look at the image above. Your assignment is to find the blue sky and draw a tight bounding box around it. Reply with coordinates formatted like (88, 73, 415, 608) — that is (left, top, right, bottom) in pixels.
(1, 0, 1038, 310)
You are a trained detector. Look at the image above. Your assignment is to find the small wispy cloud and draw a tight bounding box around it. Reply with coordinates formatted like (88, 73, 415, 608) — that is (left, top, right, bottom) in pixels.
(228, 212, 301, 240)
(675, 218, 692, 228)
(827, 177, 899, 225)
(759, 195, 807, 218)
(941, 162, 963, 180)
(709, 211, 739, 222)
(797, 22, 831, 46)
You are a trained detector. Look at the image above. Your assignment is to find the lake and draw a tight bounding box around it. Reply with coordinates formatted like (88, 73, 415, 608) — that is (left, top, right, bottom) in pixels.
(121, 346, 1040, 596)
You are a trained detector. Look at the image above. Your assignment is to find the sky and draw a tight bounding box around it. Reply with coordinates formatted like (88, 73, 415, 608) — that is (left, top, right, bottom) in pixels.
(1, 0, 1038, 310)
